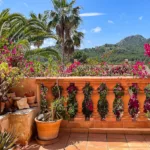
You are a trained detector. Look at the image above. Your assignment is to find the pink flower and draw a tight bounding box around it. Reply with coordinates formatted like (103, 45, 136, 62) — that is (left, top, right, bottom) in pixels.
(12, 48, 16, 54)
(30, 67, 34, 72)
(144, 43, 150, 57)
(132, 61, 148, 78)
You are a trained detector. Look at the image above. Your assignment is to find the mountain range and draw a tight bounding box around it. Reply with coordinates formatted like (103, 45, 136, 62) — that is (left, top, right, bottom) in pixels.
(82, 35, 150, 64)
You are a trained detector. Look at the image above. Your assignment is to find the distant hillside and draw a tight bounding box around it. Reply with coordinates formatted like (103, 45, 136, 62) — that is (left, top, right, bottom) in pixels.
(82, 35, 150, 64)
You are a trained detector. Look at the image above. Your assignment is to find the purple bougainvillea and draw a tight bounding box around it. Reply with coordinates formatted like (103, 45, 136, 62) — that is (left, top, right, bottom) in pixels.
(128, 83, 139, 119)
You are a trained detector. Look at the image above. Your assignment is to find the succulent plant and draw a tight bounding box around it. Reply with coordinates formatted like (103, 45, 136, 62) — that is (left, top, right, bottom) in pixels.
(0, 130, 18, 150)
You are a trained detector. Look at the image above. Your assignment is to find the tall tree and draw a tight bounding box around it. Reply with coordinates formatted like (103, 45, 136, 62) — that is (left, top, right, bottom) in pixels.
(49, 0, 84, 64)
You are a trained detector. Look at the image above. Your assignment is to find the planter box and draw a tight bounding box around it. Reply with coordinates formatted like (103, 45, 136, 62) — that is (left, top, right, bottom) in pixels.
(0, 108, 38, 145)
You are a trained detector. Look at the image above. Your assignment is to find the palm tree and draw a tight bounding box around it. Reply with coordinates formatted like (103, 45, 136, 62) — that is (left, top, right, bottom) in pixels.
(26, 12, 60, 60)
(0, 9, 60, 60)
(28, 11, 57, 48)
(49, 0, 84, 63)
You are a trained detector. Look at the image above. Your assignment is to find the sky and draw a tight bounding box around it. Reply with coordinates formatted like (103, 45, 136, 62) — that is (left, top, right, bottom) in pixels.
(0, 0, 150, 49)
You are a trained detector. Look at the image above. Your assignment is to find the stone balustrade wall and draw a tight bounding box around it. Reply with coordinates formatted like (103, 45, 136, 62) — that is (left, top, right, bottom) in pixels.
(34, 77, 150, 129)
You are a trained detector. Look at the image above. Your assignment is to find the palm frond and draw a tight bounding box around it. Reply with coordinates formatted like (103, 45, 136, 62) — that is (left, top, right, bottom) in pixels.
(25, 47, 61, 60)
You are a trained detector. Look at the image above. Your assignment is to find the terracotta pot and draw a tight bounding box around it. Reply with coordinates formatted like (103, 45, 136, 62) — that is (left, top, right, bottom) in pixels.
(0, 102, 5, 113)
(7, 92, 16, 98)
(27, 96, 36, 104)
(35, 118, 62, 140)
(5, 98, 13, 109)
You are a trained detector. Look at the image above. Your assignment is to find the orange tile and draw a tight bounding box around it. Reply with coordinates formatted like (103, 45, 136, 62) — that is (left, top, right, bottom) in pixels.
(109, 148, 129, 150)
(70, 133, 88, 139)
(127, 141, 149, 148)
(88, 141, 107, 147)
(125, 135, 145, 140)
(88, 133, 106, 141)
(107, 141, 128, 148)
(107, 134, 125, 139)
(129, 148, 150, 150)
(107, 139, 127, 142)
(87, 145, 107, 150)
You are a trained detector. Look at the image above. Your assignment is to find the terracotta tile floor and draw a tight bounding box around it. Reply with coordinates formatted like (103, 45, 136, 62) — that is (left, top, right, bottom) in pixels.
(22, 132, 150, 150)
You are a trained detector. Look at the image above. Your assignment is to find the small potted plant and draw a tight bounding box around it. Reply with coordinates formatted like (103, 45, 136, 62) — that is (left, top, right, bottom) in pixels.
(35, 84, 68, 141)
(25, 91, 36, 105)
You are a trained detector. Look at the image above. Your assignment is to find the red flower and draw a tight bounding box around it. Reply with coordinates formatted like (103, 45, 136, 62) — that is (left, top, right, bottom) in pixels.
(30, 67, 34, 72)
(86, 100, 93, 111)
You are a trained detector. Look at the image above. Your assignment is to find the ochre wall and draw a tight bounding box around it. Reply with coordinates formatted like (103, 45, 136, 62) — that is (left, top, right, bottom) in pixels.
(12, 78, 37, 99)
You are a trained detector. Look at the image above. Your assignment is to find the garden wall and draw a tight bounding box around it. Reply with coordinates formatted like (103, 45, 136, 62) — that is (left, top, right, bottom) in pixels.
(35, 77, 150, 131)
(10, 77, 150, 133)
(12, 78, 37, 98)
(0, 108, 38, 145)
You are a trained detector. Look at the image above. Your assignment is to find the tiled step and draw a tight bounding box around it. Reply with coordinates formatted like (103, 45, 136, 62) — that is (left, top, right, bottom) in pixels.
(60, 128, 150, 134)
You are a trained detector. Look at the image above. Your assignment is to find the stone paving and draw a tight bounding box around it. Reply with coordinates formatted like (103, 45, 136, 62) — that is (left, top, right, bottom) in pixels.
(23, 132, 150, 150)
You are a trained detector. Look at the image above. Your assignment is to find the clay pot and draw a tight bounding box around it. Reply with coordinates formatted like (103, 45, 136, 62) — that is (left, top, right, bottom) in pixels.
(26, 96, 36, 104)
(7, 92, 16, 98)
(35, 118, 62, 140)
(0, 102, 5, 113)
(5, 98, 13, 109)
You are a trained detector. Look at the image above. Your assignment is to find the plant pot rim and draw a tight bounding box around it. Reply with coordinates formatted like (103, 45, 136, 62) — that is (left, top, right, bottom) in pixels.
(35, 118, 62, 124)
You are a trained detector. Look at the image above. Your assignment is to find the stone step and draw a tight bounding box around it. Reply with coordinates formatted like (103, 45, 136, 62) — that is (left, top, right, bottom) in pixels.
(60, 128, 150, 134)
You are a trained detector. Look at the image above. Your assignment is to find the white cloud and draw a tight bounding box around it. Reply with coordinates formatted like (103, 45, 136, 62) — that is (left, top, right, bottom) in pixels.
(108, 20, 114, 24)
(24, 2, 28, 7)
(80, 13, 105, 17)
(139, 16, 143, 21)
(41, 39, 56, 48)
(91, 27, 102, 33)
(0, 0, 3, 5)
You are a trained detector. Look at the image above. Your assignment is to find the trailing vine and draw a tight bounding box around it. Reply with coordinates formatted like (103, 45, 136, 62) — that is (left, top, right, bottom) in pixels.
(67, 83, 78, 119)
(82, 83, 93, 119)
(97, 83, 108, 120)
(52, 83, 63, 99)
(40, 84, 48, 113)
(144, 84, 150, 119)
(113, 83, 124, 120)
(128, 83, 139, 120)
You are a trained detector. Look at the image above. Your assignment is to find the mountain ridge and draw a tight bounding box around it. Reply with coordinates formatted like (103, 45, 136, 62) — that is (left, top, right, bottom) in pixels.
(82, 35, 150, 64)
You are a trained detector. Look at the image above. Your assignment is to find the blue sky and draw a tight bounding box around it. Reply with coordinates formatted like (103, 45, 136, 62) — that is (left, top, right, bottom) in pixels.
(0, 0, 150, 48)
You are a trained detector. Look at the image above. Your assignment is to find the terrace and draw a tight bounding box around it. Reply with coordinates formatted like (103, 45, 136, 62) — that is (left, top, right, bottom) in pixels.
(1, 0, 150, 150)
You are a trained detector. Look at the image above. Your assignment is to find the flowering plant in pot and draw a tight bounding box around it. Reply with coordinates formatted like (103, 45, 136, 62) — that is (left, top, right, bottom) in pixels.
(25, 91, 36, 105)
(35, 84, 68, 141)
